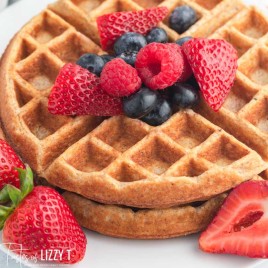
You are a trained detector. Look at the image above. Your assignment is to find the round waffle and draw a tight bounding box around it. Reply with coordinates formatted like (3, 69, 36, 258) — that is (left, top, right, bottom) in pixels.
(0, 0, 267, 209)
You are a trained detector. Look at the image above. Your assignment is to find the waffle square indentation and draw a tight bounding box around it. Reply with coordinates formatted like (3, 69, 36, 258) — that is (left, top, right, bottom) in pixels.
(239, 48, 268, 86)
(49, 31, 103, 63)
(242, 96, 268, 134)
(17, 53, 61, 91)
(65, 139, 117, 173)
(22, 100, 71, 140)
(93, 117, 149, 153)
(192, 0, 223, 11)
(131, 0, 164, 9)
(223, 78, 258, 113)
(15, 38, 37, 63)
(71, 0, 106, 13)
(29, 11, 69, 44)
(233, 9, 268, 39)
(161, 113, 215, 149)
(130, 136, 185, 175)
(198, 135, 249, 166)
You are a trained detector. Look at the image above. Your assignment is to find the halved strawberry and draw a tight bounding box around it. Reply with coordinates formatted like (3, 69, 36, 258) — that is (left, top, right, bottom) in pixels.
(199, 180, 268, 258)
(97, 7, 168, 51)
(48, 63, 123, 116)
(182, 38, 238, 111)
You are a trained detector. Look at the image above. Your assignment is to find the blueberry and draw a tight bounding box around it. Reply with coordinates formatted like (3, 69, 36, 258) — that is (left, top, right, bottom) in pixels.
(117, 51, 138, 66)
(187, 76, 200, 90)
(77, 53, 105, 76)
(101, 54, 115, 64)
(146, 27, 168, 44)
(175, 36, 193, 46)
(141, 97, 172, 126)
(114, 32, 147, 56)
(169, 6, 197, 34)
(170, 82, 200, 110)
(123, 87, 158, 119)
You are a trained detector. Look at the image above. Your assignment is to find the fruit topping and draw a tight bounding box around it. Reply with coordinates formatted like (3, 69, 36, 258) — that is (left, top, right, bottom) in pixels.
(48, 63, 123, 116)
(135, 43, 184, 90)
(123, 86, 159, 119)
(97, 7, 168, 51)
(141, 97, 172, 126)
(199, 180, 268, 258)
(169, 82, 200, 110)
(101, 54, 115, 64)
(0, 139, 25, 190)
(114, 32, 147, 56)
(1, 166, 86, 264)
(76, 53, 105, 76)
(118, 51, 138, 66)
(169, 6, 197, 34)
(182, 38, 238, 111)
(175, 36, 193, 46)
(146, 27, 168, 44)
(100, 58, 141, 97)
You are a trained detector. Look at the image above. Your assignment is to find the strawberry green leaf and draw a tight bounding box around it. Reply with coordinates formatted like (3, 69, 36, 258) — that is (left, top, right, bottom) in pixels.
(17, 165, 33, 199)
(6, 185, 22, 207)
(0, 186, 10, 204)
(0, 205, 14, 229)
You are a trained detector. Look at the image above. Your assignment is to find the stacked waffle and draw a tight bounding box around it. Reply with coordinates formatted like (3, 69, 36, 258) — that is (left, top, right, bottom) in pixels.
(0, 0, 268, 238)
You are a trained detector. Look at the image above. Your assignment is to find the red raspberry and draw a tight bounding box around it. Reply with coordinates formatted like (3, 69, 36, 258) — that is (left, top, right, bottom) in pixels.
(48, 63, 123, 116)
(166, 43, 193, 82)
(182, 38, 238, 111)
(100, 58, 141, 97)
(97, 7, 168, 51)
(135, 43, 184, 90)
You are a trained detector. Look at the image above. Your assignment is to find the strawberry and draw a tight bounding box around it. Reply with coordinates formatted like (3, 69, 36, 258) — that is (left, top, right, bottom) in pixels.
(1, 166, 86, 264)
(48, 63, 123, 116)
(97, 7, 168, 51)
(0, 139, 25, 190)
(182, 38, 238, 111)
(199, 180, 268, 258)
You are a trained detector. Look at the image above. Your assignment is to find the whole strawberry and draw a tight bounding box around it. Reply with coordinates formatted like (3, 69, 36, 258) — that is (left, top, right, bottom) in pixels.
(97, 7, 168, 51)
(182, 38, 238, 111)
(48, 63, 123, 116)
(1, 166, 87, 264)
(0, 139, 25, 190)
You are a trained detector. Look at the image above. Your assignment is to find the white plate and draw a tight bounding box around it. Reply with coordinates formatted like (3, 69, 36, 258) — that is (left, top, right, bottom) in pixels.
(0, 0, 268, 267)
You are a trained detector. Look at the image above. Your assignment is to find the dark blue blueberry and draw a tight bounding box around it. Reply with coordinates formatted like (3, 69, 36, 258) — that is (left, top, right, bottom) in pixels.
(114, 32, 147, 56)
(101, 54, 115, 64)
(76, 53, 105, 76)
(169, 6, 197, 34)
(175, 36, 193, 46)
(117, 51, 138, 66)
(123, 87, 159, 119)
(146, 27, 168, 44)
(170, 82, 200, 110)
(141, 97, 172, 126)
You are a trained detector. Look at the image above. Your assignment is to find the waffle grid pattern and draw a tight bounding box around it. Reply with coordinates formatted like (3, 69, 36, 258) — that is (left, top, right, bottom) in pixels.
(0, 0, 267, 208)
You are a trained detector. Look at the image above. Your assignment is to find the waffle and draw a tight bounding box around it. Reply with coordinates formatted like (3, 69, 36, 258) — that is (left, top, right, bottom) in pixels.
(0, 0, 267, 210)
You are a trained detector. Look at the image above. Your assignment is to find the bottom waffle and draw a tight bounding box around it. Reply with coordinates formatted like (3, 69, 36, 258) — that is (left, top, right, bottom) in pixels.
(62, 192, 226, 239)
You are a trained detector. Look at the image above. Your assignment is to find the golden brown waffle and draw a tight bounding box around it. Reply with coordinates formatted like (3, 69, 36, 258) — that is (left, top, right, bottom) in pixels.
(0, 0, 267, 210)
(61, 175, 264, 239)
(63, 192, 226, 239)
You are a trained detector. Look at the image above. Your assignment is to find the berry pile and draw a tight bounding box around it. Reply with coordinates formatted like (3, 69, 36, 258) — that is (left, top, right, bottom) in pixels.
(48, 6, 238, 126)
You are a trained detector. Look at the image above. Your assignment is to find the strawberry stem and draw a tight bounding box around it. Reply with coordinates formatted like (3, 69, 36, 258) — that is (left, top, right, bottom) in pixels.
(0, 165, 34, 230)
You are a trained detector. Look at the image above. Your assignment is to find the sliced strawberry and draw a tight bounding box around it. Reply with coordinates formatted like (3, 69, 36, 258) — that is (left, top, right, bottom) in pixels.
(199, 180, 268, 258)
(97, 7, 168, 51)
(182, 38, 238, 111)
(48, 63, 123, 116)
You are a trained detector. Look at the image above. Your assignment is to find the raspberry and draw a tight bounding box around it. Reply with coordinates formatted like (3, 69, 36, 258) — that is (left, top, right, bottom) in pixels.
(97, 7, 168, 51)
(182, 38, 238, 111)
(135, 43, 184, 90)
(100, 58, 141, 97)
(48, 63, 123, 116)
(166, 43, 192, 82)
